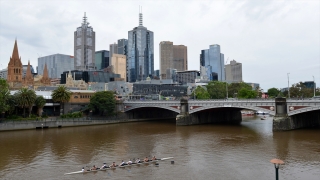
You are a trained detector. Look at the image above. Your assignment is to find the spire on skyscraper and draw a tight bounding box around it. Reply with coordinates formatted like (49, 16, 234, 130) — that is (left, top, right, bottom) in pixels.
(139, 6, 143, 26)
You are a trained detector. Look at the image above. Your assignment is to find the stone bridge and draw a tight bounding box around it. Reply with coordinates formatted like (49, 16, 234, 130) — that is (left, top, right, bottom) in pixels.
(120, 98, 320, 131)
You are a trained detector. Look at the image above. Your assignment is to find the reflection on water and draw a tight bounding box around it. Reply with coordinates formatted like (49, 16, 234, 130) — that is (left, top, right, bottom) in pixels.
(0, 116, 319, 180)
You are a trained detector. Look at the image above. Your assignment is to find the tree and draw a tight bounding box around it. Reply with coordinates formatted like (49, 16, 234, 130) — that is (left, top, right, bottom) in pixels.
(15, 88, 37, 117)
(228, 82, 252, 98)
(206, 81, 227, 99)
(52, 86, 71, 115)
(6, 95, 16, 115)
(88, 91, 116, 116)
(35, 96, 46, 117)
(194, 86, 210, 99)
(238, 87, 258, 99)
(267, 88, 280, 98)
(0, 78, 10, 117)
(289, 82, 313, 98)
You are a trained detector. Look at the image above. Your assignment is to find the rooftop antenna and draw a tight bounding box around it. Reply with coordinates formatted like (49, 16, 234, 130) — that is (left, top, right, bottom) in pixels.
(139, 6, 143, 26)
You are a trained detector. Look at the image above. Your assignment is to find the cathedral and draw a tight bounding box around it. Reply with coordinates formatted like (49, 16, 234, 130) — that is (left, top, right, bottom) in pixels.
(7, 40, 51, 90)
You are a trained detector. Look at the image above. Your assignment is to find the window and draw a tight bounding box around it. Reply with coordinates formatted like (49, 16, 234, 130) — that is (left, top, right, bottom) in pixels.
(74, 96, 78, 98)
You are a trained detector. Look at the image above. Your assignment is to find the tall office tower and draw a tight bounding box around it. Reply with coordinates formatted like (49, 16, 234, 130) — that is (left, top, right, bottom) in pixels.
(38, 54, 74, 78)
(225, 60, 242, 83)
(159, 41, 187, 79)
(74, 12, 96, 70)
(118, 39, 128, 55)
(111, 54, 127, 81)
(200, 44, 225, 81)
(109, 43, 118, 59)
(95, 50, 109, 70)
(127, 9, 154, 82)
(159, 41, 173, 79)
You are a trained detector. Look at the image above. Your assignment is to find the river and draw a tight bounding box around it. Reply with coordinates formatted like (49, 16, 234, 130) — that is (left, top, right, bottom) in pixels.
(0, 116, 319, 180)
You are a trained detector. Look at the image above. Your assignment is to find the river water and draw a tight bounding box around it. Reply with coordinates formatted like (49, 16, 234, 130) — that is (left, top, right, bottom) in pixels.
(0, 116, 320, 180)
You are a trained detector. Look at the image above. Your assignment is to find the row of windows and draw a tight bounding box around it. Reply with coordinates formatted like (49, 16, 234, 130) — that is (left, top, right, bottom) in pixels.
(74, 95, 92, 99)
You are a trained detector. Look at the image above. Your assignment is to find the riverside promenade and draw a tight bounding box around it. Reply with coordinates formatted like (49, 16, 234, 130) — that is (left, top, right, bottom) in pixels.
(0, 116, 160, 131)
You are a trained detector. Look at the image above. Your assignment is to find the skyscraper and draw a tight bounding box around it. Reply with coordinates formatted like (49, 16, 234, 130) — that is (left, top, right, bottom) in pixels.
(74, 12, 96, 70)
(159, 41, 187, 79)
(127, 9, 154, 82)
(109, 43, 118, 60)
(95, 50, 109, 70)
(117, 39, 128, 55)
(225, 60, 242, 83)
(38, 54, 74, 78)
(200, 44, 225, 81)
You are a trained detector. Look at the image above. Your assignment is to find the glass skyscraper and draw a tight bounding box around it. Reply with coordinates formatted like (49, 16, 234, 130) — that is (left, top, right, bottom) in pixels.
(118, 39, 128, 55)
(127, 11, 154, 82)
(74, 12, 95, 70)
(200, 44, 225, 81)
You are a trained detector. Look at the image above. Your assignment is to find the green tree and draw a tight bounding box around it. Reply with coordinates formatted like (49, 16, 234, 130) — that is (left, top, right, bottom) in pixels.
(238, 87, 258, 99)
(193, 86, 210, 99)
(228, 82, 252, 98)
(52, 86, 71, 115)
(267, 88, 280, 98)
(15, 88, 37, 117)
(0, 78, 10, 116)
(206, 81, 227, 99)
(6, 95, 16, 115)
(35, 96, 46, 116)
(289, 82, 313, 98)
(88, 91, 116, 116)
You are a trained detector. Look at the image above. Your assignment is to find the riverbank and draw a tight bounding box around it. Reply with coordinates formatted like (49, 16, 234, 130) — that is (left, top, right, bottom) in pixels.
(0, 117, 166, 132)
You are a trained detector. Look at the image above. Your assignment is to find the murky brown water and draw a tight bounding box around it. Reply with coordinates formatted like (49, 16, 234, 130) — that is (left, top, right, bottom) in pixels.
(0, 116, 320, 180)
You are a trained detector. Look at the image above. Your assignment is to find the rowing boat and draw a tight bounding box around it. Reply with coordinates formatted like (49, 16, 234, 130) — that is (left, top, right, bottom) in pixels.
(64, 157, 173, 175)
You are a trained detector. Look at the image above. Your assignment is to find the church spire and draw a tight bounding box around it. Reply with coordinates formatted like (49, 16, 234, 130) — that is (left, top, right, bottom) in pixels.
(11, 39, 20, 61)
(40, 63, 50, 85)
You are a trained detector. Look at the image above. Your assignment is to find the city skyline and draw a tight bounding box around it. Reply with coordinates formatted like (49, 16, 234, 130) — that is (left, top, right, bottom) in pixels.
(0, 0, 319, 89)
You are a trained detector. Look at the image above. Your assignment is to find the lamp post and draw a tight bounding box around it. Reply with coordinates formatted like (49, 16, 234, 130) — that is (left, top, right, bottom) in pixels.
(226, 81, 228, 99)
(287, 73, 290, 98)
(270, 159, 284, 180)
(313, 75, 315, 97)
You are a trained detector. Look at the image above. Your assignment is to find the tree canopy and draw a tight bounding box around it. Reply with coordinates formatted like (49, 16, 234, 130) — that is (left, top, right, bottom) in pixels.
(14, 88, 37, 117)
(88, 91, 116, 116)
(267, 88, 279, 98)
(237, 87, 258, 99)
(206, 81, 227, 99)
(0, 78, 10, 114)
(194, 86, 210, 99)
(52, 86, 71, 115)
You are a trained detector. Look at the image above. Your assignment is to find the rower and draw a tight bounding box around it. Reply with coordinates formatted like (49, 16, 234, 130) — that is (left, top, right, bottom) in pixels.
(152, 156, 157, 161)
(135, 158, 141, 163)
(81, 167, 85, 172)
(109, 162, 117, 168)
(101, 163, 108, 169)
(120, 160, 126, 166)
(127, 159, 132, 165)
(91, 165, 97, 170)
(144, 157, 149, 162)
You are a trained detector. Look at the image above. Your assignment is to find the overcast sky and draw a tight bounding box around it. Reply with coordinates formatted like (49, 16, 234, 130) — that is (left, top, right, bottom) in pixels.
(0, 0, 319, 90)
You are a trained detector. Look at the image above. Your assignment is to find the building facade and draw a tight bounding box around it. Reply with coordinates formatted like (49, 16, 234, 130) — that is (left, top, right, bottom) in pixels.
(109, 43, 118, 60)
(60, 70, 120, 84)
(127, 11, 154, 82)
(175, 70, 200, 85)
(159, 41, 187, 79)
(111, 54, 126, 81)
(225, 60, 242, 83)
(74, 12, 95, 70)
(38, 54, 74, 78)
(95, 50, 109, 70)
(117, 39, 128, 55)
(200, 44, 225, 81)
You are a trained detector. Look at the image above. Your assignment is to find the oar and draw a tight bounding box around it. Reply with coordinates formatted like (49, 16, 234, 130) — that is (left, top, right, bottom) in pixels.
(161, 157, 174, 160)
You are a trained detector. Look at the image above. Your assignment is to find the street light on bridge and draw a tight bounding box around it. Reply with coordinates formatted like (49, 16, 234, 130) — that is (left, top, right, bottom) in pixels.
(287, 73, 290, 98)
(313, 75, 315, 97)
(270, 158, 284, 180)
